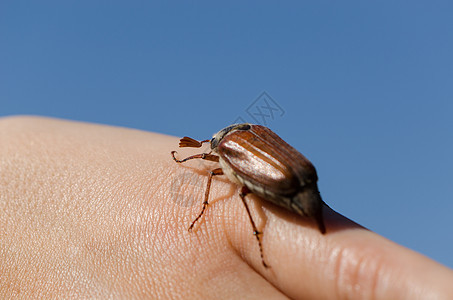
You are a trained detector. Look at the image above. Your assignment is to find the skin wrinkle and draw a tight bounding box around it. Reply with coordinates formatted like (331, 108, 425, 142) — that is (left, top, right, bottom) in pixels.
(329, 233, 436, 300)
(330, 241, 381, 299)
(148, 194, 182, 297)
(349, 249, 372, 298)
(4, 163, 63, 297)
(337, 247, 358, 298)
(369, 254, 384, 300)
(174, 171, 282, 298)
(221, 196, 258, 266)
(226, 206, 251, 263)
(124, 209, 161, 297)
(219, 181, 273, 268)
(141, 169, 219, 298)
(219, 183, 244, 262)
(60, 128, 149, 296)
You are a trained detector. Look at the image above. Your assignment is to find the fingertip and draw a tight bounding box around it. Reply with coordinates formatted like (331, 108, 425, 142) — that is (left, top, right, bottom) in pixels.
(246, 204, 453, 299)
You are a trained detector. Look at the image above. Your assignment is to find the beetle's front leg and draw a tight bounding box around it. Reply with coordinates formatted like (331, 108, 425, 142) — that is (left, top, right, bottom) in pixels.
(171, 151, 219, 163)
(188, 168, 224, 231)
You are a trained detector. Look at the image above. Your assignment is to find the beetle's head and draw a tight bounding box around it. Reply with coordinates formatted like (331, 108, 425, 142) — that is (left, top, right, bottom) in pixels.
(210, 123, 251, 151)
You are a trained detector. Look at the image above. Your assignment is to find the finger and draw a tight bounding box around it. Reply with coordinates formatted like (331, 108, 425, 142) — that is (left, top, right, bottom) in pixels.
(224, 192, 453, 299)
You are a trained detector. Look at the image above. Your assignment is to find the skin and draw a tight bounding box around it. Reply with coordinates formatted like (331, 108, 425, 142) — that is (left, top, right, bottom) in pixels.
(0, 116, 452, 299)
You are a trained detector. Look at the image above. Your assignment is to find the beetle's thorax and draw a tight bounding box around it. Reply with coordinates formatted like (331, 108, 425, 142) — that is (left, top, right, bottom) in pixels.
(210, 123, 251, 152)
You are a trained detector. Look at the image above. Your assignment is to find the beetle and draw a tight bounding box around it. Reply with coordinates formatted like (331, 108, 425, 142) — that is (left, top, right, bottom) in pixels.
(171, 123, 326, 268)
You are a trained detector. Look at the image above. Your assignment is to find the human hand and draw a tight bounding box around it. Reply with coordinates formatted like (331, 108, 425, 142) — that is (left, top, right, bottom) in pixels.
(1, 116, 452, 299)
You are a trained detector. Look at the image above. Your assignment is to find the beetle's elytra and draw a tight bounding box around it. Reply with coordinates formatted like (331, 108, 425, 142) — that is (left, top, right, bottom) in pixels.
(171, 123, 326, 268)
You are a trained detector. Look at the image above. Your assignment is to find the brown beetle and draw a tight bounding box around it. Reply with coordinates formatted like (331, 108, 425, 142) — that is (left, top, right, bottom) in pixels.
(171, 123, 326, 267)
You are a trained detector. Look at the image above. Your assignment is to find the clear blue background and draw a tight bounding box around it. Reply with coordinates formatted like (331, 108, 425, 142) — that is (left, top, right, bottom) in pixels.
(1, 2, 452, 268)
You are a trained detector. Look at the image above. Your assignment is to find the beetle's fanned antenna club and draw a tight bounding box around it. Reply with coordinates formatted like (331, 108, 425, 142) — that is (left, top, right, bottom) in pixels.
(171, 124, 327, 269)
(179, 137, 210, 148)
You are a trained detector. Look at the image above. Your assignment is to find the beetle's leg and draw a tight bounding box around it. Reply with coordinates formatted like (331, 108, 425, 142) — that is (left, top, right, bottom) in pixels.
(188, 168, 224, 232)
(179, 137, 210, 148)
(171, 151, 219, 163)
(239, 186, 269, 268)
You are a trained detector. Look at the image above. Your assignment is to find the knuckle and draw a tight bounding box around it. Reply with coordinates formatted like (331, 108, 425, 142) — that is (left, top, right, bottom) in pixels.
(332, 246, 385, 300)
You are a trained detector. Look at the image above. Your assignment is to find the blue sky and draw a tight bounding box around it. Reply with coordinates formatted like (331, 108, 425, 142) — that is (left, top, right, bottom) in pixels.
(1, 2, 452, 268)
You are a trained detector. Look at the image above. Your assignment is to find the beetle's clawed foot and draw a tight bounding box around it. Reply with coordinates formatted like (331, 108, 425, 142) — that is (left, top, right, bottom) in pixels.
(171, 151, 182, 163)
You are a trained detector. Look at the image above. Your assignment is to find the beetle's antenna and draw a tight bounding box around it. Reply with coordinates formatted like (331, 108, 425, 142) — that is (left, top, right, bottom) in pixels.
(179, 137, 210, 148)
